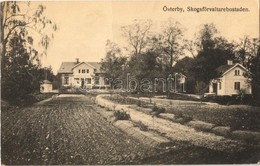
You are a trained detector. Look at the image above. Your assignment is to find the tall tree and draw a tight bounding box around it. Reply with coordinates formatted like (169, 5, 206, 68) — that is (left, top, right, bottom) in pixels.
(173, 56, 196, 93)
(192, 24, 235, 84)
(247, 44, 260, 105)
(2, 31, 38, 102)
(101, 40, 127, 80)
(121, 19, 152, 56)
(1, 2, 57, 103)
(196, 23, 218, 53)
(1, 2, 57, 59)
(159, 18, 185, 70)
(235, 37, 259, 68)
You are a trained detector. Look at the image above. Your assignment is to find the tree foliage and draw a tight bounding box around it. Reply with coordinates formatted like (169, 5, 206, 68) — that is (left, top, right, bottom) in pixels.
(121, 19, 152, 55)
(101, 40, 127, 79)
(1, 2, 57, 103)
(234, 37, 259, 68)
(192, 25, 235, 83)
(103, 19, 260, 103)
(159, 18, 185, 69)
(247, 41, 260, 105)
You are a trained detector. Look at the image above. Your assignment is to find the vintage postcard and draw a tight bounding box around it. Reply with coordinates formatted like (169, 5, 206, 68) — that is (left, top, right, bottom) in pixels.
(1, 0, 259, 165)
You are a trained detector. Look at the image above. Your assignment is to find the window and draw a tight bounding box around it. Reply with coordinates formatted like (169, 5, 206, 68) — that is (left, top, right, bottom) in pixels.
(82, 69, 85, 73)
(94, 69, 97, 73)
(87, 69, 89, 73)
(86, 78, 91, 84)
(74, 78, 79, 84)
(235, 70, 240, 76)
(234, 82, 240, 90)
(64, 77, 69, 85)
(94, 77, 99, 85)
(78, 69, 81, 73)
(219, 82, 222, 90)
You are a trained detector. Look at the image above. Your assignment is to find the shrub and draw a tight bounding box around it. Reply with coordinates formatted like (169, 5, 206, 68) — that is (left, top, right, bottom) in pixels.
(204, 95, 254, 105)
(211, 126, 231, 136)
(174, 111, 184, 119)
(152, 105, 166, 117)
(174, 111, 193, 124)
(134, 121, 148, 131)
(112, 104, 117, 111)
(137, 100, 142, 107)
(113, 110, 131, 120)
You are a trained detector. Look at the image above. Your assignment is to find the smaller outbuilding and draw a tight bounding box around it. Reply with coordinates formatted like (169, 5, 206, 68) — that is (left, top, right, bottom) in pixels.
(209, 60, 252, 96)
(40, 80, 53, 93)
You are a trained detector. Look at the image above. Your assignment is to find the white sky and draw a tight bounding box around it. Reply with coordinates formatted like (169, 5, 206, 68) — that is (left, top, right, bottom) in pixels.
(29, 0, 259, 74)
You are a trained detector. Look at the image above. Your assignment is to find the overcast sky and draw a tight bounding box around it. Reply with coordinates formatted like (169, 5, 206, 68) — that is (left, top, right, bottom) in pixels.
(31, 0, 259, 74)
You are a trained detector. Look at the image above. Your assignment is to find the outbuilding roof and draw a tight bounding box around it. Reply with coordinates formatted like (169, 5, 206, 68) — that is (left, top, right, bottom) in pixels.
(41, 80, 52, 84)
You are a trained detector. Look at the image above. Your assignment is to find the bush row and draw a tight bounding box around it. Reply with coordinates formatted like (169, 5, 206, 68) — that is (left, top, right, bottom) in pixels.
(203, 94, 255, 105)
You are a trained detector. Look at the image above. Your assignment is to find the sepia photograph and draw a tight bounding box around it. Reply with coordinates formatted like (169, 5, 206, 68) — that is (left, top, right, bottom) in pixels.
(0, 0, 259, 165)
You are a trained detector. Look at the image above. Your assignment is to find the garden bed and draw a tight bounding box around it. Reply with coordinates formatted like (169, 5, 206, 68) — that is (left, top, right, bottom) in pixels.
(165, 105, 260, 131)
(102, 94, 260, 132)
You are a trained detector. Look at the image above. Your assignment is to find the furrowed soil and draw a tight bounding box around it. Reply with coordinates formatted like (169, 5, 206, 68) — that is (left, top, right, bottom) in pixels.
(1, 94, 259, 164)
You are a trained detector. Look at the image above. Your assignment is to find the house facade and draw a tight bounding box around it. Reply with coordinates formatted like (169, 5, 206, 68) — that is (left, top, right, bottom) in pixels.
(209, 60, 252, 96)
(57, 59, 108, 89)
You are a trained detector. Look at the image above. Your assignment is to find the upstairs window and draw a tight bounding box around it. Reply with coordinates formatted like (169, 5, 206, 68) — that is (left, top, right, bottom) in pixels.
(219, 82, 222, 90)
(235, 69, 240, 76)
(87, 69, 89, 73)
(94, 69, 97, 73)
(234, 82, 240, 90)
(82, 69, 85, 73)
(78, 69, 81, 73)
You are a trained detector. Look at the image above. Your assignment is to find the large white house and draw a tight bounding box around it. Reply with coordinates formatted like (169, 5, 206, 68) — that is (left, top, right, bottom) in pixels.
(57, 59, 108, 89)
(209, 60, 252, 96)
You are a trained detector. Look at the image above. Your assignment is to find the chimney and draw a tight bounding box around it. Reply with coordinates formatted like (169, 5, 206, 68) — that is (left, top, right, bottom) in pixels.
(227, 60, 233, 65)
(76, 58, 79, 63)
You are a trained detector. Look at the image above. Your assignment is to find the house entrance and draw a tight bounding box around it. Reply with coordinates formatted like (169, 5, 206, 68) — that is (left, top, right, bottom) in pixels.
(212, 83, 217, 93)
(81, 78, 85, 88)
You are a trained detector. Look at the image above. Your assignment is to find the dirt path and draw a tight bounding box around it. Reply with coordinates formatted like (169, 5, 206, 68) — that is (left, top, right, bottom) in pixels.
(1, 94, 154, 165)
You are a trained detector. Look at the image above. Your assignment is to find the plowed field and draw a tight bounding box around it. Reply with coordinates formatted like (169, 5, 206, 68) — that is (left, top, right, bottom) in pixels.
(1, 95, 154, 165)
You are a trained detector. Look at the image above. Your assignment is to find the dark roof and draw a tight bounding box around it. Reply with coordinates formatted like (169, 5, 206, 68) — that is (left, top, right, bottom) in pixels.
(216, 65, 234, 75)
(58, 62, 77, 73)
(58, 62, 102, 74)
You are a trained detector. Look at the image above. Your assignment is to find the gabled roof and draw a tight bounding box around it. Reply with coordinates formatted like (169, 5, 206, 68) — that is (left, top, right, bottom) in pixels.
(173, 72, 186, 78)
(72, 62, 96, 70)
(216, 63, 249, 76)
(57, 61, 102, 74)
(41, 80, 52, 84)
(216, 64, 235, 75)
(58, 62, 77, 73)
